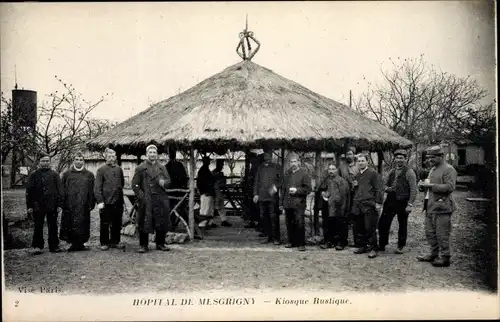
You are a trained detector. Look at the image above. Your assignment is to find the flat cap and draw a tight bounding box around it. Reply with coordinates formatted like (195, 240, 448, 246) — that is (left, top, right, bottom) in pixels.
(394, 149, 407, 158)
(426, 145, 444, 156)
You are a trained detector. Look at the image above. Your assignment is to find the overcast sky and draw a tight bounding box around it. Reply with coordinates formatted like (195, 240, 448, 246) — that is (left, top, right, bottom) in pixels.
(1, 1, 496, 123)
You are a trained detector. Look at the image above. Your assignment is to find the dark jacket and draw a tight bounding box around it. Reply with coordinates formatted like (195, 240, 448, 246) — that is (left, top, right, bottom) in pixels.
(338, 161, 359, 191)
(197, 165, 215, 196)
(166, 160, 188, 189)
(385, 165, 417, 204)
(319, 175, 350, 217)
(353, 167, 384, 206)
(282, 167, 312, 209)
(132, 160, 171, 233)
(25, 168, 63, 212)
(94, 164, 124, 205)
(254, 162, 282, 202)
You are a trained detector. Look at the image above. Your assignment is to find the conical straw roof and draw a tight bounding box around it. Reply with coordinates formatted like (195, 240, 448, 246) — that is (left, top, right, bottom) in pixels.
(87, 60, 412, 153)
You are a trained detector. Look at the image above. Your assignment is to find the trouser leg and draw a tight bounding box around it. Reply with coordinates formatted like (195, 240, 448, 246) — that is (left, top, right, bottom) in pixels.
(396, 204, 409, 248)
(295, 208, 306, 247)
(321, 203, 330, 243)
(435, 213, 452, 257)
(378, 204, 395, 248)
(46, 211, 59, 251)
(32, 210, 46, 249)
(354, 213, 367, 248)
(260, 202, 272, 241)
(364, 206, 379, 251)
(99, 208, 111, 246)
(270, 210, 281, 242)
(425, 211, 439, 256)
(330, 216, 340, 245)
(138, 208, 149, 247)
(337, 217, 349, 247)
(110, 204, 123, 245)
(155, 230, 166, 246)
(285, 209, 295, 246)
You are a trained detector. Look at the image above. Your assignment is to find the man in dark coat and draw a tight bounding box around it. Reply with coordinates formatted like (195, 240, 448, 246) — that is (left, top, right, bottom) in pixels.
(165, 149, 189, 223)
(95, 148, 125, 251)
(133, 145, 172, 253)
(417, 145, 457, 267)
(197, 156, 216, 228)
(378, 149, 417, 254)
(253, 150, 282, 244)
(282, 152, 312, 251)
(318, 163, 350, 250)
(243, 152, 261, 229)
(338, 147, 360, 247)
(60, 152, 95, 251)
(351, 153, 384, 258)
(26, 152, 63, 255)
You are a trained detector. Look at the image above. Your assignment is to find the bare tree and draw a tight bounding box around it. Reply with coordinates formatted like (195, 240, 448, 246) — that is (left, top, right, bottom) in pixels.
(2, 76, 113, 172)
(354, 55, 488, 144)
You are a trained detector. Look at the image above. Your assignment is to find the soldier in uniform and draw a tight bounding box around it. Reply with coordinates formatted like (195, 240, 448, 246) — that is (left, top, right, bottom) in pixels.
(253, 150, 282, 245)
(132, 145, 172, 253)
(417, 146, 457, 267)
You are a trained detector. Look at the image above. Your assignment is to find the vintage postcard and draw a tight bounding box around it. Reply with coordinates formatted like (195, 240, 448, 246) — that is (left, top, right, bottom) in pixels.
(1, 1, 498, 321)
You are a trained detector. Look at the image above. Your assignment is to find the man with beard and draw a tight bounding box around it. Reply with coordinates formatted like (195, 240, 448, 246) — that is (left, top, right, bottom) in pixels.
(60, 152, 96, 251)
(281, 152, 312, 251)
(417, 146, 457, 267)
(351, 154, 384, 258)
(26, 152, 63, 255)
(133, 145, 172, 253)
(378, 149, 417, 254)
(213, 159, 232, 227)
(95, 148, 125, 251)
(338, 147, 360, 247)
(318, 163, 350, 250)
(197, 156, 216, 228)
(253, 150, 282, 245)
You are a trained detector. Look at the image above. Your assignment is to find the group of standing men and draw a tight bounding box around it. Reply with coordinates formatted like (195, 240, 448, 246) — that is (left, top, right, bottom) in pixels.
(241, 145, 456, 266)
(25, 145, 189, 254)
(25, 143, 456, 266)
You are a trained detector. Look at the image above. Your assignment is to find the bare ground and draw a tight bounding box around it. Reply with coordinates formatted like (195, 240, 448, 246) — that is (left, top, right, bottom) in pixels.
(2, 188, 496, 294)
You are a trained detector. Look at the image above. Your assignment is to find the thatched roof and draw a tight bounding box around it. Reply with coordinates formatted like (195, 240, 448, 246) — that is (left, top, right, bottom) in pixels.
(87, 60, 412, 154)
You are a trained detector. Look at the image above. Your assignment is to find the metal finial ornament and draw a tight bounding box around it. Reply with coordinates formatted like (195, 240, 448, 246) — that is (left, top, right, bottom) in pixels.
(236, 15, 260, 61)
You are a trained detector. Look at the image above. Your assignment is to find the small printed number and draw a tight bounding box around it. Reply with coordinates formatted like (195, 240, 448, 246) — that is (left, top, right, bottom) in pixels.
(15, 300, 19, 307)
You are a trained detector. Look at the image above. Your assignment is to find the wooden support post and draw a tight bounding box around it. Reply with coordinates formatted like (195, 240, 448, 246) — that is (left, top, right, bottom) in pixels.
(314, 150, 322, 236)
(136, 154, 141, 165)
(244, 148, 251, 219)
(188, 147, 196, 239)
(377, 150, 384, 174)
(116, 151, 122, 166)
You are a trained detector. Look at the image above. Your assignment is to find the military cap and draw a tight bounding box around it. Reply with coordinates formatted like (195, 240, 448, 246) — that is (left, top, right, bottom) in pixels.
(394, 149, 407, 158)
(426, 145, 444, 156)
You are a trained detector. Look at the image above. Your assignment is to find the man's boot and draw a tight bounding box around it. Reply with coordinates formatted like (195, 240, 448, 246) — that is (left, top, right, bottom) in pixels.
(368, 249, 378, 259)
(353, 247, 367, 254)
(320, 242, 332, 249)
(431, 256, 451, 267)
(416, 254, 438, 262)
